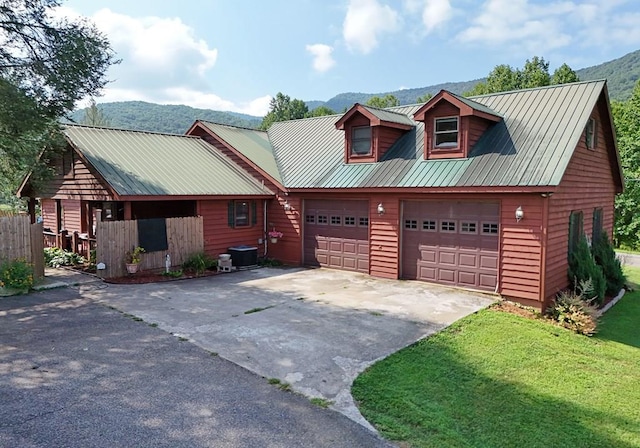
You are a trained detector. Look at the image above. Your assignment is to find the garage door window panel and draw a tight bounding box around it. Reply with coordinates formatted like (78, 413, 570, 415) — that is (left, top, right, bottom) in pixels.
(440, 220, 456, 232)
(318, 215, 328, 225)
(405, 219, 418, 230)
(422, 220, 436, 231)
(344, 216, 356, 226)
(461, 221, 478, 234)
(482, 222, 498, 235)
(359, 217, 369, 227)
(330, 216, 341, 225)
(305, 214, 315, 224)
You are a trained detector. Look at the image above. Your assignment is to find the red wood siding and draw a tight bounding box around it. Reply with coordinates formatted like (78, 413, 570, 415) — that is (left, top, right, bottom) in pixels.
(61, 200, 82, 233)
(39, 148, 112, 201)
(499, 195, 544, 305)
(190, 127, 281, 192)
(369, 196, 399, 279)
(544, 102, 616, 307)
(468, 116, 492, 151)
(267, 195, 302, 265)
(198, 199, 265, 258)
(41, 199, 57, 231)
(376, 127, 406, 160)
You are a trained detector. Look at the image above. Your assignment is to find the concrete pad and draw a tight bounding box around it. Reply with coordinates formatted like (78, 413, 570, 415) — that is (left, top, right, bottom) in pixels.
(33, 267, 102, 291)
(82, 267, 494, 429)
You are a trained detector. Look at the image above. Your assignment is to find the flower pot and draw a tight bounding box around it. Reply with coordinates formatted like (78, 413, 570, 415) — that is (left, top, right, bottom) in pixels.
(270, 237, 278, 243)
(126, 263, 140, 274)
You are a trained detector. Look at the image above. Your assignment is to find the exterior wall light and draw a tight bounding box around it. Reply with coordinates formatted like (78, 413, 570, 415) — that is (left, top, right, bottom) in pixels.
(515, 206, 524, 222)
(283, 200, 291, 211)
(377, 203, 385, 215)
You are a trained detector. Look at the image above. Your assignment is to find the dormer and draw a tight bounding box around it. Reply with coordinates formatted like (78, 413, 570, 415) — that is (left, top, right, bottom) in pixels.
(335, 104, 413, 163)
(413, 90, 502, 160)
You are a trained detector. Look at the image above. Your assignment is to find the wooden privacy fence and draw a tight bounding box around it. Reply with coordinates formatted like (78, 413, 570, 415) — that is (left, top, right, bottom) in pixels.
(0, 215, 45, 279)
(95, 216, 204, 278)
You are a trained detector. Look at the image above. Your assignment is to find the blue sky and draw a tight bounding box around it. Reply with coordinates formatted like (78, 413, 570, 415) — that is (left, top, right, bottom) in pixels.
(60, 0, 640, 116)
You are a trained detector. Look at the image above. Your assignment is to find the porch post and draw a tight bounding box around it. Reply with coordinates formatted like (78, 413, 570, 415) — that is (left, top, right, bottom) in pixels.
(124, 202, 132, 220)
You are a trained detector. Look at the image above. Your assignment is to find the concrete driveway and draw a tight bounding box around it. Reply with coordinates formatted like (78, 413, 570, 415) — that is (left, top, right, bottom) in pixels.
(84, 267, 494, 429)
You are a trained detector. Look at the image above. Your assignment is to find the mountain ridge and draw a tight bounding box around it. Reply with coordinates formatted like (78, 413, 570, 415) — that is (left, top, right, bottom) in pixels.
(74, 49, 640, 133)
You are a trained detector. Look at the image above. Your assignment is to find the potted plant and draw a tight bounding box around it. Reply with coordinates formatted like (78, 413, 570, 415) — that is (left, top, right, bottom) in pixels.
(124, 246, 145, 274)
(268, 229, 283, 244)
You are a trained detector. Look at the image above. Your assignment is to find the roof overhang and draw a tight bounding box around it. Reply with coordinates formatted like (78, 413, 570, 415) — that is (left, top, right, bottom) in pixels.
(413, 90, 502, 122)
(335, 104, 413, 131)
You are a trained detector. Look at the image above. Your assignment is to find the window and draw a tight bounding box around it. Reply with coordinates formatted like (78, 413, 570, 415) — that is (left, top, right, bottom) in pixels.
(441, 220, 456, 232)
(461, 222, 477, 234)
(434, 117, 459, 148)
(234, 201, 250, 227)
(351, 126, 372, 155)
(359, 217, 369, 227)
(422, 220, 436, 231)
(404, 219, 418, 230)
(305, 214, 315, 224)
(227, 200, 257, 228)
(585, 118, 597, 149)
(330, 216, 341, 225)
(482, 223, 499, 235)
(317, 215, 328, 224)
(344, 216, 356, 226)
(569, 211, 584, 255)
(592, 208, 603, 243)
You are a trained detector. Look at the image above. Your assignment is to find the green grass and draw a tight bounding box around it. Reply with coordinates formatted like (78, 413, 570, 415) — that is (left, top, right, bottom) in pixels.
(352, 283, 640, 448)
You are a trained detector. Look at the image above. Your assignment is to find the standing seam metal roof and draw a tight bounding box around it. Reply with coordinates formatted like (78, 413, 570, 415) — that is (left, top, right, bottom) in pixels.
(63, 125, 272, 196)
(268, 80, 608, 189)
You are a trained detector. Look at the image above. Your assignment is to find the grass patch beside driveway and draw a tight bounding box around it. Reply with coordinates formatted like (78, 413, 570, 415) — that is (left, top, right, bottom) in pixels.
(352, 271, 640, 447)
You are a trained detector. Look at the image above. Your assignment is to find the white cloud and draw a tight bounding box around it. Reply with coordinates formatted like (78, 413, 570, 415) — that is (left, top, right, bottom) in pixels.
(343, 0, 400, 54)
(305, 44, 336, 72)
(54, 6, 269, 116)
(420, 0, 453, 34)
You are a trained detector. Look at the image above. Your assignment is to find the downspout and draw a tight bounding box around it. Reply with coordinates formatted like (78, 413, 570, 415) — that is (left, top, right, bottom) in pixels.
(263, 199, 268, 257)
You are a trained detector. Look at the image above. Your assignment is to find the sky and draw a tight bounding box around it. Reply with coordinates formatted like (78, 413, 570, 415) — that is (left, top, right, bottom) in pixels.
(59, 0, 640, 116)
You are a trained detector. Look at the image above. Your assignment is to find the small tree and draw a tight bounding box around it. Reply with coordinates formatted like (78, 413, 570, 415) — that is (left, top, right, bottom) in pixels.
(366, 94, 400, 108)
(568, 235, 606, 305)
(591, 233, 626, 296)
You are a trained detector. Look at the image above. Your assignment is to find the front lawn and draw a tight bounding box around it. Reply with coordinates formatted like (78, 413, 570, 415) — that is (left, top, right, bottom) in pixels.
(352, 268, 640, 448)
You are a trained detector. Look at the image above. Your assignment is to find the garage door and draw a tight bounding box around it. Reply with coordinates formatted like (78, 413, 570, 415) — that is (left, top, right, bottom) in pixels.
(304, 200, 369, 273)
(401, 201, 499, 291)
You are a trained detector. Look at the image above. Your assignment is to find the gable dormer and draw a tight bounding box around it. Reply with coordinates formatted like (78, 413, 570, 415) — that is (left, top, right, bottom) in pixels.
(413, 90, 502, 160)
(335, 104, 413, 163)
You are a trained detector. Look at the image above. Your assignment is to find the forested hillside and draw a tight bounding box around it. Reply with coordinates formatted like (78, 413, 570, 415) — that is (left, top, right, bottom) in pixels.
(71, 49, 640, 133)
(69, 101, 262, 134)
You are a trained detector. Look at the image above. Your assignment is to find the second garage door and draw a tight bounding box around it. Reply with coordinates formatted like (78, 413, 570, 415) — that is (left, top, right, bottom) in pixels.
(401, 201, 500, 291)
(304, 199, 369, 273)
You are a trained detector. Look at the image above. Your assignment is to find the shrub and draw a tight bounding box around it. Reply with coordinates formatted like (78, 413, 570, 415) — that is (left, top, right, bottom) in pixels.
(592, 233, 626, 296)
(44, 247, 85, 268)
(568, 235, 606, 305)
(547, 280, 598, 335)
(182, 252, 216, 275)
(0, 258, 34, 290)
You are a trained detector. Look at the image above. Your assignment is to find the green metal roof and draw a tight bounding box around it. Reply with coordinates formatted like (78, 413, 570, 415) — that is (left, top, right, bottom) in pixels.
(269, 80, 609, 189)
(63, 125, 272, 196)
(197, 121, 283, 184)
(358, 104, 415, 126)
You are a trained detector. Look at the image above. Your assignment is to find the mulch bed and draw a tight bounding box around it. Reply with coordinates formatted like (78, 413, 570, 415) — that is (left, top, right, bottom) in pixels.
(103, 269, 219, 284)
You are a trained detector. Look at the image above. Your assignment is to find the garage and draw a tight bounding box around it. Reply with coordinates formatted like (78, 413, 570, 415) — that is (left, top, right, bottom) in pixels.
(401, 201, 499, 291)
(303, 199, 369, 273)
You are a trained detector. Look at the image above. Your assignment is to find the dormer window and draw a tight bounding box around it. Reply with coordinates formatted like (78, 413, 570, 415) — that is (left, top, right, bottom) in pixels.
(434, 117, 458, 148)
(352, 126, 372, 155)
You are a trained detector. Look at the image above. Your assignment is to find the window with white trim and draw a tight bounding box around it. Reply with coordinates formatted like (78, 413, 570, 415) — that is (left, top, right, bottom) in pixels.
(434, 117, 459, 148)
(422, 220, 436, 231)
(351, 126, 372, 155)
(441, 220, 456, 232)
(404, 219, 418, 230)
(482, 222, 498, 235)
(460, 222, 477, 234)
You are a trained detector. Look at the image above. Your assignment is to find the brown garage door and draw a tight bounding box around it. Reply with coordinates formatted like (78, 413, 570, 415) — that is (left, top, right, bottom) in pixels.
(401, 201, 499, 291)
(304, 200, 369, 273)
